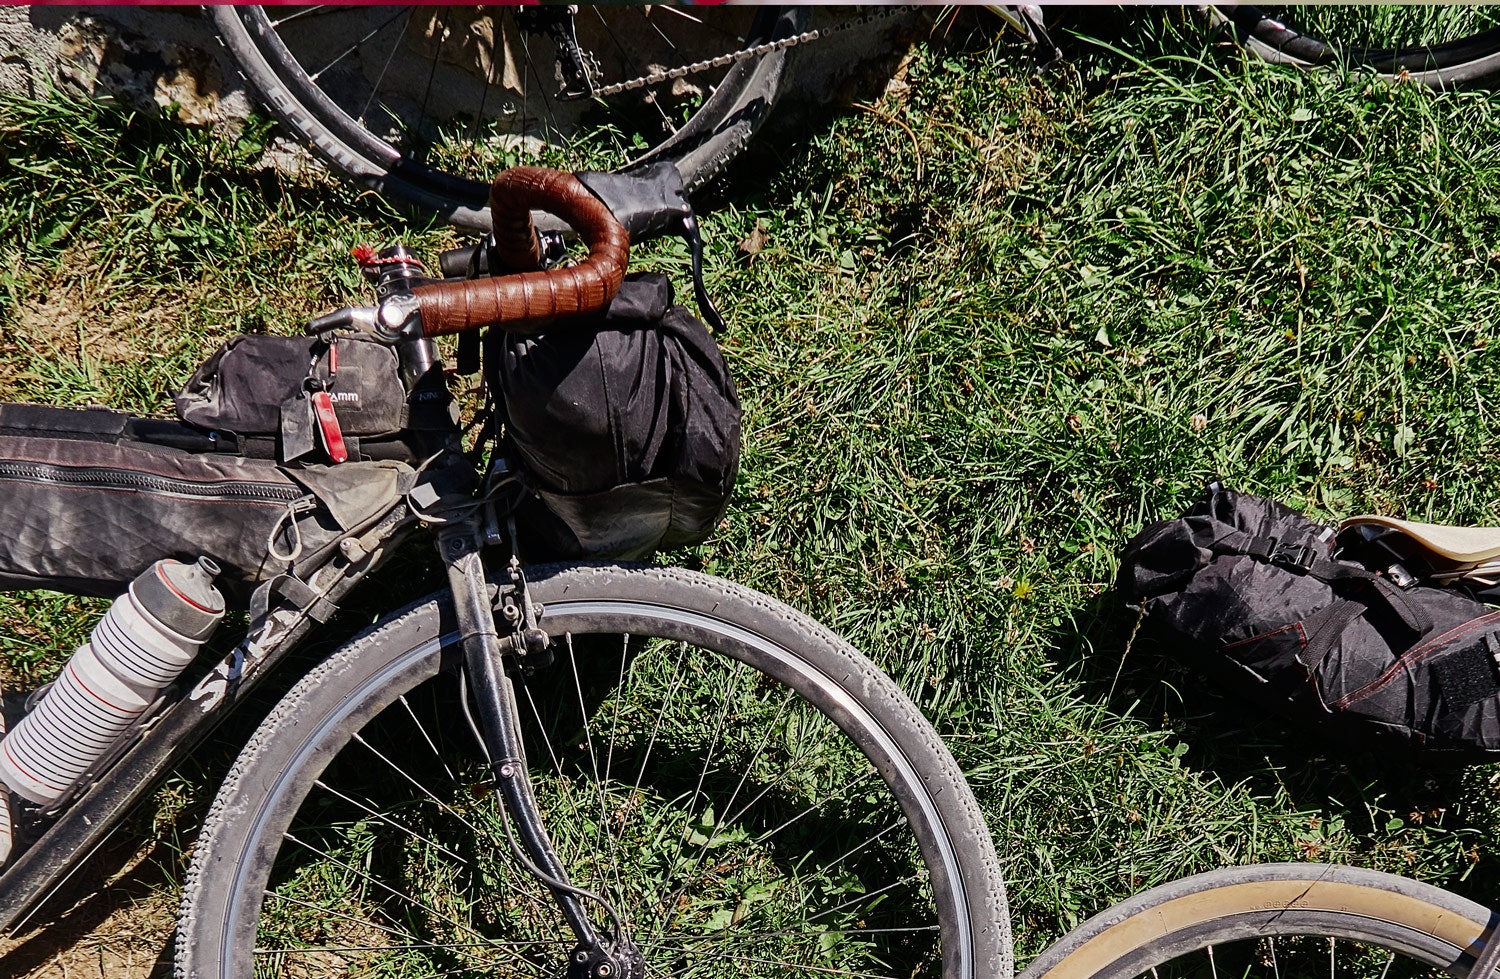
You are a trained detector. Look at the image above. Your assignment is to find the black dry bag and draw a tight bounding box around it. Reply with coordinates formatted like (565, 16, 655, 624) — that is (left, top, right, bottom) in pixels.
(490, 272, 740, 561)
(1118, 482, 1500, 758)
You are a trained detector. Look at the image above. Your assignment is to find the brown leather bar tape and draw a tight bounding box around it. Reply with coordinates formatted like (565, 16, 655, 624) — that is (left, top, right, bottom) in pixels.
(411, 167, 629, 335)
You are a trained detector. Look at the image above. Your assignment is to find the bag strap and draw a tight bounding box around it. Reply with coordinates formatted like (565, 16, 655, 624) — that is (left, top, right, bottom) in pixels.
(1302, 600, 1369, 685)
(1209, 527, 1430, 636)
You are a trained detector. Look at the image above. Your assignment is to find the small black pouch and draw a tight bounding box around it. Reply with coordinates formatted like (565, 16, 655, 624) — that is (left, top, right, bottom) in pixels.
(175, 335, 455, 464)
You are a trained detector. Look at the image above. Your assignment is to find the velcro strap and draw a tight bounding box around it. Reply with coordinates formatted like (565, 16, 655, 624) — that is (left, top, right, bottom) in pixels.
(1432, 635, 1500, 707)
(248, 573, 337, 633)
(1300, 601, 1368, 707)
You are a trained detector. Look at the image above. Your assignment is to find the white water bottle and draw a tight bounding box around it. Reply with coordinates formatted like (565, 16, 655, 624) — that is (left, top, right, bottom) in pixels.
(0, 558, 225, 806)
(0, 701, 10, 864)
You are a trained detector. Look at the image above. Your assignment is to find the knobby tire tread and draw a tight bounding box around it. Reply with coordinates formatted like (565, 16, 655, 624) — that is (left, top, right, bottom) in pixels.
(175, 563, 1011, 979)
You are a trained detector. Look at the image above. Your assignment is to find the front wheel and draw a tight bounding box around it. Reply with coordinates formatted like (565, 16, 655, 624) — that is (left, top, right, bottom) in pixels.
(176, 564, 1011, 979)
(1019, 862, 1494, 979)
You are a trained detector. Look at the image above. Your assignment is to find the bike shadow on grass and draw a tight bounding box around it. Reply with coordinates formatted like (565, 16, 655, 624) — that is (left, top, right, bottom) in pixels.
(1048, 591, 1500, 892)
(0, 835, 179, 977)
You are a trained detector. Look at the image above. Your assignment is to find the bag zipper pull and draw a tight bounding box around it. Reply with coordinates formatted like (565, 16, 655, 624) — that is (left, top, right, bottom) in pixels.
(306, 385, 348, 464)
(304, 341, 347, 464)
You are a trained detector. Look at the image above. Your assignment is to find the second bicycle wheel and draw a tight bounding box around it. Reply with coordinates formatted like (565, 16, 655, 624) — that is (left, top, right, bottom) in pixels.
(212, 6, 803, 231)
(1208, 6, 1500, 87)
(1018, 862, 1494, 979)
(175, 564, 1011, 979)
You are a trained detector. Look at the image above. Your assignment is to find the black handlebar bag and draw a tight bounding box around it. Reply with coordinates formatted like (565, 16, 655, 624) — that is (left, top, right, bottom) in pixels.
(490, 272, 741, 560)
(174, 334, 456, 464)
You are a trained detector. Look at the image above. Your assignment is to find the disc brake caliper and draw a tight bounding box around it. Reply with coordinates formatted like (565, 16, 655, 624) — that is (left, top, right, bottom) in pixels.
(497, 557, 550, 668)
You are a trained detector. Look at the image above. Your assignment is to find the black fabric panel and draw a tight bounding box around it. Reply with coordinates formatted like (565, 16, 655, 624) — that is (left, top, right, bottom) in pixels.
(0, 404, 132, 441)
(0, 411, 408, 598)
(1432, 643, 1500, 708)
(176, 335, 411, 438)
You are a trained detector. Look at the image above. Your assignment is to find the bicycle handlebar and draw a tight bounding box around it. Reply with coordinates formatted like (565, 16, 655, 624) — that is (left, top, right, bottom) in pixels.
(409, 167, 629, 336)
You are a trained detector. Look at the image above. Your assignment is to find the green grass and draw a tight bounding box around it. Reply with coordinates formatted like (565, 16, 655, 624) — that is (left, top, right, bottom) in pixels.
(5, 7, 1500, 972)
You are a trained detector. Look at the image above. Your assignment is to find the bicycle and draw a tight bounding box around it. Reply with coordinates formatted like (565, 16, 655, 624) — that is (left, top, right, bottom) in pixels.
(212, 3, 1500, 234)
(209, 5, 925, 235)
(0, 165, 1011, 978)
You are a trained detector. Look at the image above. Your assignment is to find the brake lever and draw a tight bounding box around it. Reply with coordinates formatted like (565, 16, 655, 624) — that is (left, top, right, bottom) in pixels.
(577, 164, 726, 333)
(679, 212, 725, 333)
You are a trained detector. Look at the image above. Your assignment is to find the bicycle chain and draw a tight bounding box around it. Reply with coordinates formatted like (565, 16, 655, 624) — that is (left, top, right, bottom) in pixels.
(585, 7, 915, 99)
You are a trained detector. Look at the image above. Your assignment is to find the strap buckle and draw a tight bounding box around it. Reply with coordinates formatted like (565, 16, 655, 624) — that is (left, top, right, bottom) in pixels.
(1271, 541, 1318, 573)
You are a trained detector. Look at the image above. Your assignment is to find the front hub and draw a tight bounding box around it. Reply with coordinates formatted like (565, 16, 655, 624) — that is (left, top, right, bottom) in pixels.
(568, 939, 645, 979)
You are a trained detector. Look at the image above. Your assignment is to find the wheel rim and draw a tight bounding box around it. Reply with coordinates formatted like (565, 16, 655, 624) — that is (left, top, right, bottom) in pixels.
(1061, 925, 1463, 979)
(1028, 874, 1487, 979)
(1092, 932, 1461, 979)
(223, 599, 975, 979)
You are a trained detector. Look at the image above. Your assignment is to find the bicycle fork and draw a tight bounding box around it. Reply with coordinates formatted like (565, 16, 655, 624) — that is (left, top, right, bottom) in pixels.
(439, 525, 644, 979)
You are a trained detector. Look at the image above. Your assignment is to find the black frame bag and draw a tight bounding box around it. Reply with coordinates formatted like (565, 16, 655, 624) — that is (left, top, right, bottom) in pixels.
(0, 404, 412, 597)
(1119, 482, 1500, 757)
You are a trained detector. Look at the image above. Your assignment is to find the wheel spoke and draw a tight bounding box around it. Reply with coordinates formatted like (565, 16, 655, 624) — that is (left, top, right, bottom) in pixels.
(401, 691, 459, 785)
(310, 778, 466, 865)
(281, 829, 496, 949)
(566, 631, 631, 917)
(648, 660, 757, 932)
(702, 954, 901, 979)
(587, 6, 675, 134)
(806, 872, 929, 926)
(358, 7, 416, 132)
(351, 732, 500, 848)
(257, 890, 525, 974)
(410, 5, 449, 147)
(303, 6, 410, 83)
(182, 568, 991, 978)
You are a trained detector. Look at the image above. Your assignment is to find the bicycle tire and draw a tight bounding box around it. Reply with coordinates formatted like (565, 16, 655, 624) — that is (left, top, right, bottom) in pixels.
(175, 564, 1011, 979)
(1018, 862, 1493, 979)
(210, 6, 803, 232)
(1208, 6, 1500, 88)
